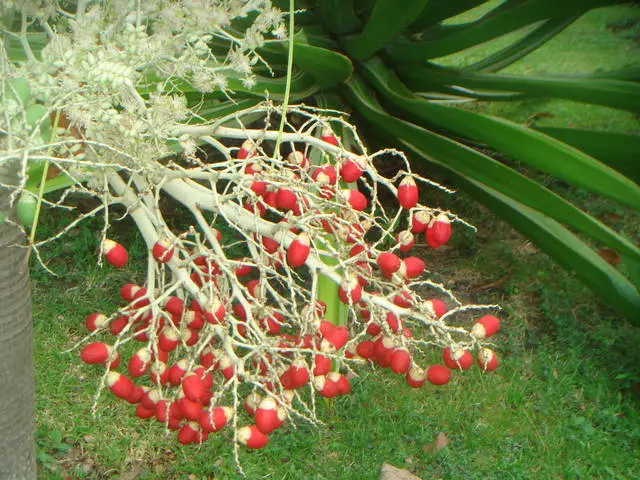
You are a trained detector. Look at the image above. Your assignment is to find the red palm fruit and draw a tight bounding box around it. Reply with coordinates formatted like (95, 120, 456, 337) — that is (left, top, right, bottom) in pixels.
(182, 372, 206, 402)
(406, 366, 427, 388)
(472, 315, 500, 339)
(359, 308, 371, 321)
(286, 232, 311, 267)
(397, 230, 415, 253)
(193, 366, 213, 390)
(178, 422, 201, 445)
(156, 399, 182, 423)
(288, 150, 310, 170)
(264, 190, 278, 209)
(442, 347, 473, 370)
(205, 298, 226, 325)
(356, 340, 375, 359)
(426, 213, 452, 248)
(411, 210, 431, 233)
(312, 164, 337, 185)
(182, 310, 202, 330)
(313, 375, 339, 398)
(339, 157, 365, 182)
(152, 236, 174, 263)
(244, 162, 263, 176)
(393, 291, 412, 308)
(80, 342, 112, 365)
(288, 359, 310, 388)
(343, 189, 368, 211)
(163, 296, 184, 316)
(255, 397, 286, 434)
(102, 239, 128, 268)
(127, 386, 146, 404)
(232, 302, 247, 321)
(338, 275, 362, 305)
(260, 312, 283, 334)
(386, 312, 400, 332)
(237, 139, 255, 159)
(390, 348, 411, 374)
(427, 365, 451, 385)
(178, 395, 203, 422)
(128, 347, 152, 377)
(247, 279, 261, 299)
(244, 392, 262, 416)
(235, 263, 254, 277)
(151, 348, 169, 363)
(169, 359, 189, 386)
(120, 283, 142, 302)
(377, 252, 401, 274)
(374, 336, 394, 365)
(318, 319, 336, 336)
(220, 356, 235, 380)
(183, 328, 201, 347)
(321, 127, 339, 145)
(135, 404, 156, 419)
(276, 188, 297, 211)
(262, 236, 279, 254)
(250, 180, 268, 196)
(321, 326, 349, 353)
(403, 257, 426, 279)
(199, 347, 219, 370)
(425, 299, 447, 318)
(150, 362, 170, 385)
(332, 372, 351, 395)
(200, 406, 233, 433)
(313, 354, 331, 376)
(141, 388, 162, 411)
(366, 322, 381, 336)
(238, 425, 269, 449)
(477, 348, 499, 372)
(106, 372, 134, 400)
(158, 327, 180, 353)
(85, 313, 108, 332)
(397, 176, 419, 209)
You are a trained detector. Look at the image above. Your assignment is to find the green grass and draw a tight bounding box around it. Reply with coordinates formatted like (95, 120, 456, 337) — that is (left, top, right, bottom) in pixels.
(32, 5, 640, 480)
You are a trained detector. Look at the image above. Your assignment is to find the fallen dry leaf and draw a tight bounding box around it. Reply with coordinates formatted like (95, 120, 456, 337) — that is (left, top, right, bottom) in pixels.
(380, 463, 422, 480)
(598, 248, 621, 265)
(423, 432, 450, 453)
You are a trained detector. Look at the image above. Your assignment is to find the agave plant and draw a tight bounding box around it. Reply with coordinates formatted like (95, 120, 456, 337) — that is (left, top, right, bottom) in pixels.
(5, 1, 639, 319)
(209, 0, 640, 320)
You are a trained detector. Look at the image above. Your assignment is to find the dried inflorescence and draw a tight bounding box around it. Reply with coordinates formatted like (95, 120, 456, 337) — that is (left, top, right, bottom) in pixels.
(71, 104, 501, 465)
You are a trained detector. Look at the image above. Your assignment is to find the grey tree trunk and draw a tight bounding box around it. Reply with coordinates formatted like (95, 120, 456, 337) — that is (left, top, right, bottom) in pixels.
(0, 161, 36, 477)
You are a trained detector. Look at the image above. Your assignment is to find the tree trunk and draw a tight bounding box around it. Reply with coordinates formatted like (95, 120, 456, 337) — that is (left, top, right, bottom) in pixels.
(0, 164, 36, 477)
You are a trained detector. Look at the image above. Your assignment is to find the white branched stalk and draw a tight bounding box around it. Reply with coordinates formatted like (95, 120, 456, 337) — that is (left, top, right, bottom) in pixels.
(1, 0, 502, 466)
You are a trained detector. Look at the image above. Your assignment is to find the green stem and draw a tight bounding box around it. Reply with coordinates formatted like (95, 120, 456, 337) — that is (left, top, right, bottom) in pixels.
(273, 0, 295, 157)
(29, 109, 60, 244)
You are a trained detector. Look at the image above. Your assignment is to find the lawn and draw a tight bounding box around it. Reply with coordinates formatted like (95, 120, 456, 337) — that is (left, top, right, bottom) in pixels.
(32, 4, 640, 479)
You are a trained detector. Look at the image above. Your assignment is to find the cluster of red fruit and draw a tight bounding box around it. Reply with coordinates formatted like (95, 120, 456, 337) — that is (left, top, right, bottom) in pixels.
(82, 130, 501, 450)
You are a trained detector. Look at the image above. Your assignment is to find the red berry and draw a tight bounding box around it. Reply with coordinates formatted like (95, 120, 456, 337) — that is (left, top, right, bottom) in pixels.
(339, 157, 365, 183)
(238, 425, 269, 449)
(425, 299, 447, 318)
(406, 366, 427, 388)
(152, 236, 174, 263)
(472, 315, 500, 339)
(390, 348, 411, 374)
(287, 232, 311, 267)
(477, 348, 499, 372)
(442, 347, 473, 370)
(102, 239, 128, 268)
(426, 213, 451, 248)
(377, 252, 401, 274)
(343, 189, 368, 211)
(397, 176, 419, 209)
(427, 365, 451, 385)
(106, 372, 135, 399)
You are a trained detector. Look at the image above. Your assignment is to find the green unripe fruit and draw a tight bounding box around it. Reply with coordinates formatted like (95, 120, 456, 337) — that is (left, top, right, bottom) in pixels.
(16, 192, 37, 228)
